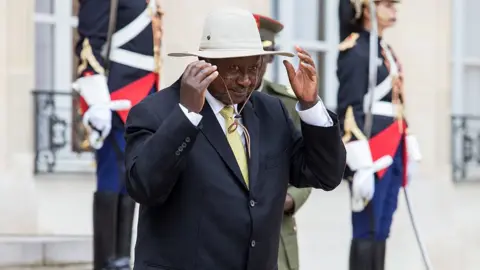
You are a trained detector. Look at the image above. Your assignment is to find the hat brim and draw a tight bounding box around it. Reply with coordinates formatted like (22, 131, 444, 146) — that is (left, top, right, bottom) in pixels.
(168, 49, 294, 59)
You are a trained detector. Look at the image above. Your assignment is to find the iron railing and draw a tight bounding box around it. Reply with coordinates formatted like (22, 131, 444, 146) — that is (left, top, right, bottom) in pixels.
(32, 91, 480, 181)
(33, 90, 94, 174)
(451, 115, 480, 182)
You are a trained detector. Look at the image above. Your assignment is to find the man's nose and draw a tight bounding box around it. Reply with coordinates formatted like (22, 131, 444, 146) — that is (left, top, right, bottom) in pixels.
(236, 74, 251, 87)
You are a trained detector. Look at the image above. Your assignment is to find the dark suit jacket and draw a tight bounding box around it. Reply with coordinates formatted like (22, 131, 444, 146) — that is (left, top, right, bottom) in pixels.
(124, 79, 346, 270)
(260, 80, 312, 270)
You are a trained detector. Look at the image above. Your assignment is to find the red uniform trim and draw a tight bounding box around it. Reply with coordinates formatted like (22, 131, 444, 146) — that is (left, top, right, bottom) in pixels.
(368, 120, 409, 186)
(154, 73, 160, 91)
(78, 72, 157, 123)
(252, 14, 284, 29)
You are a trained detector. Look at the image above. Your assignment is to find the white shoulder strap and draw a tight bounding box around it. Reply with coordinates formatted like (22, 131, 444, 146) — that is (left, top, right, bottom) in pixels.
(110, 0, 156, 49)
(380, 40, 398, 76)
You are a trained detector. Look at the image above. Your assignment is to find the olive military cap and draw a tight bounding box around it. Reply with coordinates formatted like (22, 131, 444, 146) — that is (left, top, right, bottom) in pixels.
(252, 13, 284, 50)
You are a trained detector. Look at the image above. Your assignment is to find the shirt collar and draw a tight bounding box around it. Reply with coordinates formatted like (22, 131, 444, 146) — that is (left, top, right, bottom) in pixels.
(205, 90, 238, 115)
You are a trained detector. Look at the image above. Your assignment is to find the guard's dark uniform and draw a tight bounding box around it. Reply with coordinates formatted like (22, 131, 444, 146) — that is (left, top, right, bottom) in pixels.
(75, 0, 161, 269)
(253, 14, 312, 270)
(336, 0, 420, 269)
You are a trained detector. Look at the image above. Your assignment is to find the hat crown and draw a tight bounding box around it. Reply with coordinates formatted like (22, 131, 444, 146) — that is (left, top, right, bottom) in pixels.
(199, 8, 263, 51)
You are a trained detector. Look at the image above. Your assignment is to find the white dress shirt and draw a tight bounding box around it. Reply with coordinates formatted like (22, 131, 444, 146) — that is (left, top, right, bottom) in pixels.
(178, 90, 333, 148)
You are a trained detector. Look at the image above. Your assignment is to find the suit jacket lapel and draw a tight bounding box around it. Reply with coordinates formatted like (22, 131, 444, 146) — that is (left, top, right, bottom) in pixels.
(199, 103, 248, 190)
(241, 99, 260, 190)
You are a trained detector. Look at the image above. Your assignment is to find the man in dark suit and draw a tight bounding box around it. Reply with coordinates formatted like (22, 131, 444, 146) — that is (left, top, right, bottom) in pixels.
(124, 7, 346, 270)
(252, 13, 312, 270)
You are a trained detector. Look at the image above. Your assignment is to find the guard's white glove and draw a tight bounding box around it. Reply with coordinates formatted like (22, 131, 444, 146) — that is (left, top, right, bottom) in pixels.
(351, 155, 393, 212)
(81, 101, 131, 149)
(406, 134, 422, 162)
(405, 134, 422, 186)
(345, 139, 393, 212)
(406, 160, 417, 186)
(73, 74, 131, 149)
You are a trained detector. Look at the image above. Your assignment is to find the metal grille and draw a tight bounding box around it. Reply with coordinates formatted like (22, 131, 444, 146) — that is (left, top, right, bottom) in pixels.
(451, 115, 480, 182)
(33, 90, 95, 174)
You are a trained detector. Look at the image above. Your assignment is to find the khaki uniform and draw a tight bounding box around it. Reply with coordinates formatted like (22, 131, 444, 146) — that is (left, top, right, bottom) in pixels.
(260, 79, 312, 270)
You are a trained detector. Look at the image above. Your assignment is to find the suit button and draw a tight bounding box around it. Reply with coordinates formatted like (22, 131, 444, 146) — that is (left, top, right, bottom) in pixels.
(181, 142, 187, 148)
(178, 146, 183, 152)
(249, 200, 256, 207)
(251, 240, 256, 247)
(185, 137, 191, 143)
(175, 151, 180, 156)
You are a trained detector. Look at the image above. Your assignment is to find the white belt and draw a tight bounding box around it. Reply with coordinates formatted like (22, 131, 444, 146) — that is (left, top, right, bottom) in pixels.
(363, 76, 392, 112)
(111, 0, 156, 49)
(367, 102, 398, 117)
(109, 48, 155, 72)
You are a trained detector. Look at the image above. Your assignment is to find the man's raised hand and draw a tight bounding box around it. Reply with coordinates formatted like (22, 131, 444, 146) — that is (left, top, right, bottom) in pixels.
(180, 60, 219, 113)
(283, 46, 319, 110)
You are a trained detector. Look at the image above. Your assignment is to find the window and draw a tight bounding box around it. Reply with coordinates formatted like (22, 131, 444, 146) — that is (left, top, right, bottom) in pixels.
(271, 0, 339, 109)
(451, 0, 480, 182)
(452, 0, 480, 115)
(34, 0, 94, 173)
(35, 0, 54, 14)
(35, 23, 55, 90)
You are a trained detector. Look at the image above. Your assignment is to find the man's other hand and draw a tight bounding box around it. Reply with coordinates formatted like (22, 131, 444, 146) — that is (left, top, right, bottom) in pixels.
(283, 194, 294, 213)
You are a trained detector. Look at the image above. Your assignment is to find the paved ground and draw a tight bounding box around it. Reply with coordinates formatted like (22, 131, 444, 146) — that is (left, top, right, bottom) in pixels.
(16, 173, 480, 270)
(2, 266, 89, 269)
(296, 179, 480, 270)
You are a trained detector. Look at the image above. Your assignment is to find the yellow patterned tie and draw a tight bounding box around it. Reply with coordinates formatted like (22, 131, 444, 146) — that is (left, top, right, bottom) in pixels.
(220, 106, 249, 187)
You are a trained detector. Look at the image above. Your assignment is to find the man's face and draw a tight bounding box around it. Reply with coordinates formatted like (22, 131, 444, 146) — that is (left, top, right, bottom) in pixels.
(376, 0, 398, 28)
(208, 56, 262, 105)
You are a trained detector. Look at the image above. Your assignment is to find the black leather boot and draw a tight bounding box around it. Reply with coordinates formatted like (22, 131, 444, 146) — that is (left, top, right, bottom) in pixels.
(111, 194, 136, 270)
(374, 241, 386, 270)
(93, 191, 119, 270)
(349, 239, 375, 270)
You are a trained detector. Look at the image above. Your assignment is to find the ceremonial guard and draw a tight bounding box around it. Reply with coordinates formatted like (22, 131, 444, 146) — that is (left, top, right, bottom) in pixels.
(253, 14, 312, 270)
(73, 0, 163, 269)
(337, 0, 421, 269)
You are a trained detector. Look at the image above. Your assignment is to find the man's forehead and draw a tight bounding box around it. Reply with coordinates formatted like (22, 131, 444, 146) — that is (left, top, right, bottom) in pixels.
(214, 56, 262, 65)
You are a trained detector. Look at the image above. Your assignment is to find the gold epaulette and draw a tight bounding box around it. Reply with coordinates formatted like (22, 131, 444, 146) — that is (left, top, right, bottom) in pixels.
(342, 106, 367, 143)
(338, 33, 359, 52)
(77, 38, 106, 75)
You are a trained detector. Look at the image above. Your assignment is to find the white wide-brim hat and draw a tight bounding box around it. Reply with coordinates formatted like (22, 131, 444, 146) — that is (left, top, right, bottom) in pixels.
(168, 8, 294, 59)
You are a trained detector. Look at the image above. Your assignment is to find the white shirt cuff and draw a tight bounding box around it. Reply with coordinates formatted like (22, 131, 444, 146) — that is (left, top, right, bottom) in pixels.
(179, 103, 203, 126)
(295, 99, 333, 127)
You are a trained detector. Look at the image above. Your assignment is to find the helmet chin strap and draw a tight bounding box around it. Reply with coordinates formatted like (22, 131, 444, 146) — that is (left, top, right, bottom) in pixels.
(216, 56, 264, 158)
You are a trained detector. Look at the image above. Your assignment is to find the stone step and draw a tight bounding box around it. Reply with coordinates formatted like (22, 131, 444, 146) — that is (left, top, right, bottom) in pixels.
(0, 235, 92, 268)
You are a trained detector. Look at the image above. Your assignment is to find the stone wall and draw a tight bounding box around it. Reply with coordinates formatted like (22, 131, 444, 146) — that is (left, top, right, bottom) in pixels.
(0, 0, 38, 234)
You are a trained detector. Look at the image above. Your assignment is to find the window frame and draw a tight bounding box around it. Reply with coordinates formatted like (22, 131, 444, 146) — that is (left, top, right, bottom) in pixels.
(451, 0, 464, 115)
(34, 1, 78, 92)
(35, 0, 93, 173)
(271, 0, 340, 110)
(450, 0, 480, 114)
